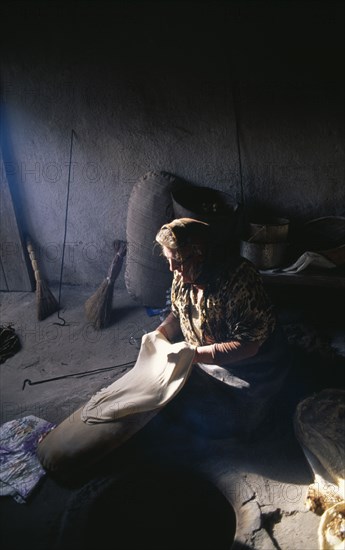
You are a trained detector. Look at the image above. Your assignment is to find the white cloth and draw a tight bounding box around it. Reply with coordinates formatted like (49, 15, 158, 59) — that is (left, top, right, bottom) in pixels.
(280, 251, 336, 272)
(263, 251, 336, 274)
(82, 330, 195, 424)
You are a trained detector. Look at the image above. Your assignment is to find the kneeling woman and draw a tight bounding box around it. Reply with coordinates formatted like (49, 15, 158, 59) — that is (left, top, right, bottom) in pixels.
(155, 217, 290, 437)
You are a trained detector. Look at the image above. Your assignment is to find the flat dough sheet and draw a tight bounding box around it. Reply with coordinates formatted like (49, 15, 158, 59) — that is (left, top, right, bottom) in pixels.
(82, 331, 195, 424)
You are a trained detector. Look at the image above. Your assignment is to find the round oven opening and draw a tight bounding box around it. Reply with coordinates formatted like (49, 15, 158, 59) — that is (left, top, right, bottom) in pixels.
(60, 466, 237, 550)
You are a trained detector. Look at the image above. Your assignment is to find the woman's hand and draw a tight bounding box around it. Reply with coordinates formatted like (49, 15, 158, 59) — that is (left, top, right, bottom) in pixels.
(156, 311, 182, 343)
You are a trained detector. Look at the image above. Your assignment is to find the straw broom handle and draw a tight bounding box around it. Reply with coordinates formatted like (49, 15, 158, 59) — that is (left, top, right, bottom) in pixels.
(26, 239, 42, 285)
(106, 240, 127, 284)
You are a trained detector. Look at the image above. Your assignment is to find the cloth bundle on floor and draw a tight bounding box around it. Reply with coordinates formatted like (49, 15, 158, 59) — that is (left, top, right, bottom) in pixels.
(0, 415, 55, 503)
(37, 331, 195, 476)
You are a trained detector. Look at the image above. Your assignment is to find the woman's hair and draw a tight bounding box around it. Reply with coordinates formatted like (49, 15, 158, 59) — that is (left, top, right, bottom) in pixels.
(155, 218, 210, 254)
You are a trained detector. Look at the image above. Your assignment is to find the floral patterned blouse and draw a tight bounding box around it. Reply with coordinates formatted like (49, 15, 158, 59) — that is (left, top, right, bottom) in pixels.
(170, 255, 276, 347)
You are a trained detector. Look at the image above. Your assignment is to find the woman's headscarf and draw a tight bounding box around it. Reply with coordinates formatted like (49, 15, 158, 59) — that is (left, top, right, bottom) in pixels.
(155, 218, 213, 285)
(155, 218, 211, 254)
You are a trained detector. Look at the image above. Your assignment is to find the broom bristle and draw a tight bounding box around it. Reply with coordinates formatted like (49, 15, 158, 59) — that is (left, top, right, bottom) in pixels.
(26, 235, 59, 321)
(84, 279, 113, 330)
(84, 240, 126, 330)
(36, 279, 60, 321)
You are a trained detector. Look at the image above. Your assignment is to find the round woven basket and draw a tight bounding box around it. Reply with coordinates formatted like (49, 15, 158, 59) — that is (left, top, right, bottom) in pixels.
(247, 217, 290, 243)
(318, 500, 345, 550)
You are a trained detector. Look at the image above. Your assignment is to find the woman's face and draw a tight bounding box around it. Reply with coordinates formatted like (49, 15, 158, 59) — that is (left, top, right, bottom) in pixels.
(162, 246, 203, 284)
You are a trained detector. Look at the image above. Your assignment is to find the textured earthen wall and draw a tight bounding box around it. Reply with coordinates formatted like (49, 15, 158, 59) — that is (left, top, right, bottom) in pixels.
(1, 1, 344, 287)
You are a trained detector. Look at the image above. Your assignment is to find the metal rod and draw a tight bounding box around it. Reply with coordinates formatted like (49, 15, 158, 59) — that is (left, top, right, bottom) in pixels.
(22, 359, 135, 390)
(232, 83, 246, 209)
(55, 129, 76, 326)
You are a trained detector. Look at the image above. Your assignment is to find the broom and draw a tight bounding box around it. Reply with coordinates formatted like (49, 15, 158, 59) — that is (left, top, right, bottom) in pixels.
(85, 239, 127, 330)
(26, 236, 60, 321)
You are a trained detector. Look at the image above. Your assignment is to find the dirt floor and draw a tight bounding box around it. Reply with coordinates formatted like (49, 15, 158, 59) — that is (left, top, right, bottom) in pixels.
(0, 284, 344, 549)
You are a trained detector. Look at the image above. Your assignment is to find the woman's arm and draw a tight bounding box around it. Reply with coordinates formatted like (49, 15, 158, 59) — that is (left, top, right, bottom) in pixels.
(193, 339, 262, 365)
